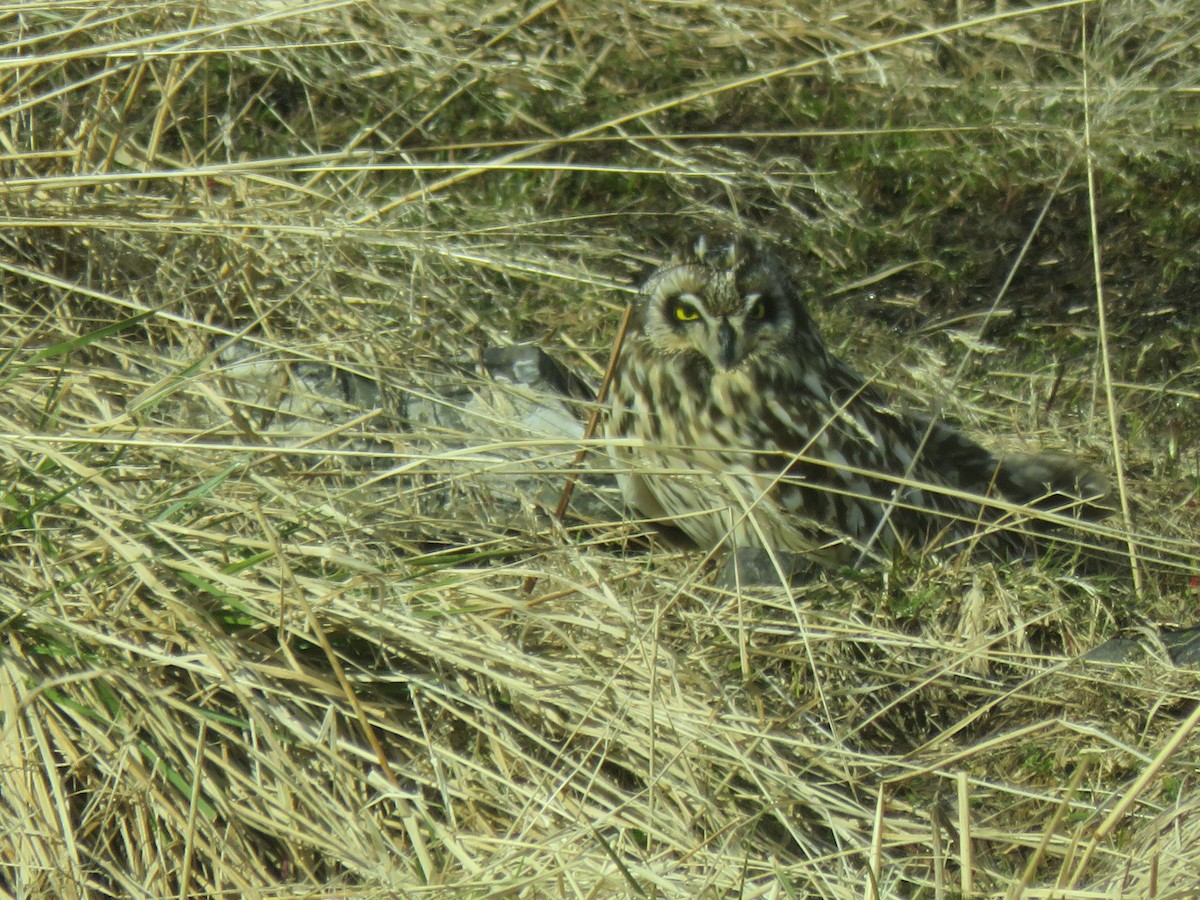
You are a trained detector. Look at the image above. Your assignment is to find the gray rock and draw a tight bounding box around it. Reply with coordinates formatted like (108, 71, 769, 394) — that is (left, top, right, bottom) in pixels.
(716, 547, 820, 589)
(1082, 637, 1147, 664)
(482, 344, 593, 400)
(1161, 627, 1200, 666)
(1082, 627, 1200, 667)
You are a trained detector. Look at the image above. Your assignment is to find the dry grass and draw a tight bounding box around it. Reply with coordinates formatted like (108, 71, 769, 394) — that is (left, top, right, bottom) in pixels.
(3, 1, 1200, 896)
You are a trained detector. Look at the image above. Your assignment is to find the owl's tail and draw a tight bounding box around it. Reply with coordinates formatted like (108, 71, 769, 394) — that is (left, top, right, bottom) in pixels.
(995, 452, 1115, 521)
(919, 416, 1113, 522)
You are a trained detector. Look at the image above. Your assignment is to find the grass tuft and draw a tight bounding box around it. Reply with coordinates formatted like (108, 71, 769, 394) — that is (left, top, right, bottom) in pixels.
(3, 1, 1199, 896)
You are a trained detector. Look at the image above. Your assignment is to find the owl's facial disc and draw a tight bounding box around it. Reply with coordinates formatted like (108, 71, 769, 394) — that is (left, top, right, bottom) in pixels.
(643, 261, 791, 371)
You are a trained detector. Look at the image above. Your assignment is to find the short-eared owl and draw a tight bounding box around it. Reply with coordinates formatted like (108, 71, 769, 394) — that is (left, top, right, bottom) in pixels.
(605, 235, 1107, 566)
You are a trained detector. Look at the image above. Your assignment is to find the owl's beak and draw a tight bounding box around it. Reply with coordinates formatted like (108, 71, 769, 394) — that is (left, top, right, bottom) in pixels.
(716, 319, 739, 370)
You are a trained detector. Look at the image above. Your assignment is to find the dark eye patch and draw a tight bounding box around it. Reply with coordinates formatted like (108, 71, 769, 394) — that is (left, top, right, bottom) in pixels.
(667, 292, 702, 323)
(744, 292, 772, 321)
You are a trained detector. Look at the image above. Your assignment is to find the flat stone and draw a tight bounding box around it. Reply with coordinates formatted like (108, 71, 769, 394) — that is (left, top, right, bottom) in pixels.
(1082, 627, 1200, 666)
(1082, 637, 1146, 664)
(1161, 627, 1200, 666)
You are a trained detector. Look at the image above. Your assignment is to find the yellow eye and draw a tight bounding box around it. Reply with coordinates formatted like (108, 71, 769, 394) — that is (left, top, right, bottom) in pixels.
(747, 295, 767, 320)
(673, 302, 700, 322)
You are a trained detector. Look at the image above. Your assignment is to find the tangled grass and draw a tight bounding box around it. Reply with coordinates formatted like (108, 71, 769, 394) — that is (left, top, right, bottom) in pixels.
(2, 1, 1199, 896)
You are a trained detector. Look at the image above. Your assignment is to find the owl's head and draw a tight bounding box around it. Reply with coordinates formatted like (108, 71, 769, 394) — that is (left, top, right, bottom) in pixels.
(635, 234, 819, 372)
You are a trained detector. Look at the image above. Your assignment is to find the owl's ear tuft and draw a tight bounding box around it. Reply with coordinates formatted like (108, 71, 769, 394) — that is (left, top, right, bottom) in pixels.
(722, 239, 741, 270)
(671, 230, 742, 267)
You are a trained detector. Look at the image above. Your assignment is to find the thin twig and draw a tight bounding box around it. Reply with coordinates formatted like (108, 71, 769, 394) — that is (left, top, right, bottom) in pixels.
(522, 302, 635, 595)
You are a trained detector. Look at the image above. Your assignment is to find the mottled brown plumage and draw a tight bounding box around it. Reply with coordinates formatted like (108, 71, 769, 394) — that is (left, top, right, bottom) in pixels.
(605, 235, 1108, 566)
